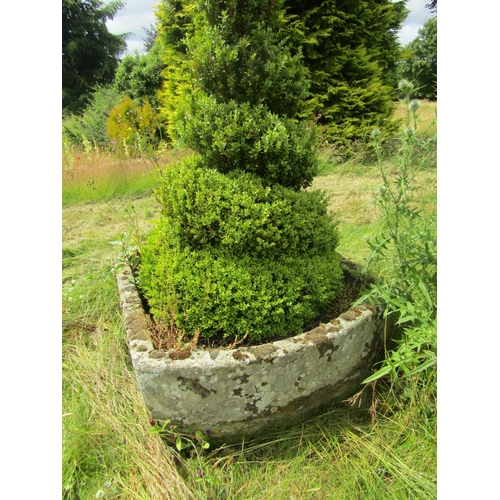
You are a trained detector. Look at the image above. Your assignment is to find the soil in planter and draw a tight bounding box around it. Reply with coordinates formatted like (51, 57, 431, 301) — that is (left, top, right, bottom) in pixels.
(137, 261, 368, 351)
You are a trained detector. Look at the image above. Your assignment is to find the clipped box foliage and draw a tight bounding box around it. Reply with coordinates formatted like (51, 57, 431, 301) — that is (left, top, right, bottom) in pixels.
(176, 95, 318, 190)
(139, 158, 342, 342)
(153, 156, 337, 258)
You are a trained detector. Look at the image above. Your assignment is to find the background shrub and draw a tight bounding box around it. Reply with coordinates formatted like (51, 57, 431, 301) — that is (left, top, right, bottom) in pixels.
(106, 96, 165, 155)
(113, 42, 165, 109)
(62, 85, 122, 148)
(397, 17, 437, 100)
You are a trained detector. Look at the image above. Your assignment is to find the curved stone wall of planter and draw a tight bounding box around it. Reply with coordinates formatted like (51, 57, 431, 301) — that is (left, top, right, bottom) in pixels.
(117, 263, 390, 445)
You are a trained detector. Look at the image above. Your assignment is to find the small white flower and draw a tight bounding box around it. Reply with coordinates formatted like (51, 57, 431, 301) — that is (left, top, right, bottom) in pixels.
(95, 490, 105, 499)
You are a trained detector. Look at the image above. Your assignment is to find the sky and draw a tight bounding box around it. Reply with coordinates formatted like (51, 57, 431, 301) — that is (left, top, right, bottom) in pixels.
(106, 0, 435, 56)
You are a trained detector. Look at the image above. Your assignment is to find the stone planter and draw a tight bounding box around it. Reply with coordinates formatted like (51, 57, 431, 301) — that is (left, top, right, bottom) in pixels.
(117, 263, 389, 444)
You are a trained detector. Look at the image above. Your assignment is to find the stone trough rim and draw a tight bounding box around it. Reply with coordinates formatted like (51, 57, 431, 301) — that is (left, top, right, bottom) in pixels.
(117, 258, 379, 359)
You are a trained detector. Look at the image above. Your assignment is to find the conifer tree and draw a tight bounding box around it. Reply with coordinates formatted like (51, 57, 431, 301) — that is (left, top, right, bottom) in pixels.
(155, 0, 196, 140)
(285, 0, 408, 144)
(62, 0, 127, 115)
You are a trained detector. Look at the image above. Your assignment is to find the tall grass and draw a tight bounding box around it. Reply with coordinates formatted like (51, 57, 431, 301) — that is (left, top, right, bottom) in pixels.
(62, 102, 437, 498)
(63, 320, 194, 499)
(62, 142, 192, 206)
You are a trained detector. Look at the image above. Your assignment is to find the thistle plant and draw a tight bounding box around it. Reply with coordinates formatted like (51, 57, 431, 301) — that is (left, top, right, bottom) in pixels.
(355, 80, 437, 384)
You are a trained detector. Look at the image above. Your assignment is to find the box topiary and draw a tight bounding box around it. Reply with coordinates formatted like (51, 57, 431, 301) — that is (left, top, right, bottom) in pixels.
(138, 0, 344, 346)
(139, 158, 343, 342)
(176, 96, 318, 190)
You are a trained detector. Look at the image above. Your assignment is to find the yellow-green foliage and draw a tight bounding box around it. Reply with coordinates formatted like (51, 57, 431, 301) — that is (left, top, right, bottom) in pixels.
(157, 50, 192, 142)
(106, 96, 164, 155)
(155, 0, 196, 141)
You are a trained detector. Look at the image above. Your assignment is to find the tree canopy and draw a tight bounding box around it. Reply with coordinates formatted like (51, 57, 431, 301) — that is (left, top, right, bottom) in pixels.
(285, 0, 408, 143)
(398, 17, 437, 100)
(113, 42, 165, 109)
(62, 0, 128, 115)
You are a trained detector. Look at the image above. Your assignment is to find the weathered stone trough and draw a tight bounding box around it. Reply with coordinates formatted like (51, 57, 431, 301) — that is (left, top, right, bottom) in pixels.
(117, 264, 388, 444)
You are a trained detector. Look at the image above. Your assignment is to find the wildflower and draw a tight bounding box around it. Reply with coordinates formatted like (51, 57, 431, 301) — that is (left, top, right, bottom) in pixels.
(197, 470, 205, 478)
(205, 429, 212, 435)
(95, 490, 105, 498)
(149, 418, 156, 426)
(398, 79, 412, 92)
(409, 100, 421, 112)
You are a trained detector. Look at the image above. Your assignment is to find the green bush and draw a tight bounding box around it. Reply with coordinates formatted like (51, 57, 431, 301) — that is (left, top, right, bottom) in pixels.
(186, 6, 309, 118)
(106, 96, 165, 155)
(176, 95, 318, 189)
(154, 157, 339, 257)
(139, 159, 342, 341)
(62, 85, 122, 148)
(140, 1, 342, 343)
(114, 42, 165, 109)
(140, 243, 342, 342)
(171, 0, 318, 189)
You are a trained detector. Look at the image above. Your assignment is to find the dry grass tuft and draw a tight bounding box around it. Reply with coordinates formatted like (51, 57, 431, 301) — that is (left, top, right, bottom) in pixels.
(146, 314, 201, 359)
(63, 322, 194, 499)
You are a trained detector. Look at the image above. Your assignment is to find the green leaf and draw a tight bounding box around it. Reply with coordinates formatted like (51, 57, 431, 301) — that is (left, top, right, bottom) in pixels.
(406, 356, 436, 376)
(176, 437, 183, 452)
(362, 364, 394, 384)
